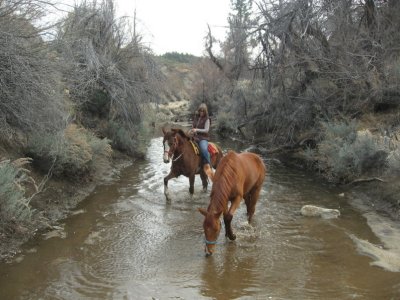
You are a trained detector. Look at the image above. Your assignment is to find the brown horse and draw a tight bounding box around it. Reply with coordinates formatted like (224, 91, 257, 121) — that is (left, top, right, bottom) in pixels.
(162, 128, 223, 200)
(198, 151, 266, 256)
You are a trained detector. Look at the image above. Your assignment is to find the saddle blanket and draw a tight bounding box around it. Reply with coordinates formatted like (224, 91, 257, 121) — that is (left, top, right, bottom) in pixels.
(208, 142, 219, 155)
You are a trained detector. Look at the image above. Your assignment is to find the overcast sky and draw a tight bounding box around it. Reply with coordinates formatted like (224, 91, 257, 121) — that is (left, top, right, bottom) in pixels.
(53, 0, 231, 56)
(115, 0, 231, 56)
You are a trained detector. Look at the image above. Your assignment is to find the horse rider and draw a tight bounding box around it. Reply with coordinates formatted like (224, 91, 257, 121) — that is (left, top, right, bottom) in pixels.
(189, 103, 214, 180)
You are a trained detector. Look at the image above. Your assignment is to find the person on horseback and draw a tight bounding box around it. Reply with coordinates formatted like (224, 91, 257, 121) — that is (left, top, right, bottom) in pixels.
(189, 103, 214, 180)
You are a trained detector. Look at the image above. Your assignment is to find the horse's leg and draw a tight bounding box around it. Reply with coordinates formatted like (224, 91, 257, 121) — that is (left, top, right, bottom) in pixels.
(200, 171, 208, 192)
(244, 184, 262, 223)
(164, 171, 176, 201)
(189, 174, 195, 195)
(244, 185, 262, 223)
(223, 195, 242, 240)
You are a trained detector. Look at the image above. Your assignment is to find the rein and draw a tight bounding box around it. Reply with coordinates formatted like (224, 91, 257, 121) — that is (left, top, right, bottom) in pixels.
(172, 152, 183, 161)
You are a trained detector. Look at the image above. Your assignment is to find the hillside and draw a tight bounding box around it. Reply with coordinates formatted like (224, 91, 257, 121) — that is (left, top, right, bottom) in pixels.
(153, 55, 203, 124)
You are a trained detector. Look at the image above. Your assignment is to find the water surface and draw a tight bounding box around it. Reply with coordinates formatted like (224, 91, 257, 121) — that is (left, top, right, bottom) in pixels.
(0, 137, 399, 299)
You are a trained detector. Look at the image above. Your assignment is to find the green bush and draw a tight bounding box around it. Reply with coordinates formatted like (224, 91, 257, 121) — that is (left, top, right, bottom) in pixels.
(107, 117, 152, 158)
(215, 111, 237, 136)
(107, 121, 137, 155)
(27, 125, 112, 180)
(81, 89, 110, 118)
(317, 121, 387, 182)
(0, 159, 34, 227)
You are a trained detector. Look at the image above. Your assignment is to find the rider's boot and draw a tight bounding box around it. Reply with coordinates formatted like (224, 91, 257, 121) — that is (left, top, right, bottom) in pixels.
(203, 163, 214, 181)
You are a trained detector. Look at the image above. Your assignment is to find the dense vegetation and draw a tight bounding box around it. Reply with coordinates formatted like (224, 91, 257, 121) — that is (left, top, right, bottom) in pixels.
(192, 0, 400, 184)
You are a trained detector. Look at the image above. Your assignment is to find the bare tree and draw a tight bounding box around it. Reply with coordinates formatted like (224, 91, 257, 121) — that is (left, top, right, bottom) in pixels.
(206, 0, 254, 81)
(222, 0, 400, 144)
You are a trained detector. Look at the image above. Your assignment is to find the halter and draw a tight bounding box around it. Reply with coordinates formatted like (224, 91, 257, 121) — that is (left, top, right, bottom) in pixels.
(204, 219, 223, 245)
(204, 239, 219, 245)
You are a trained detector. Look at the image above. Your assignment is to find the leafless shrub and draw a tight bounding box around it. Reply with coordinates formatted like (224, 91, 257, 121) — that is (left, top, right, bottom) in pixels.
(55, 0, 163, 153)
(0, 0, 68, 146)
(189, 58, 230, 116)
(209, 0, 400, 147)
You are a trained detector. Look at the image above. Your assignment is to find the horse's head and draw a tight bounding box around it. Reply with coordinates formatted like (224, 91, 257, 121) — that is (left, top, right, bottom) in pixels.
(162, 128, 177, 163)
(162, 128, 188, 163)
(198, 208, 221, 256)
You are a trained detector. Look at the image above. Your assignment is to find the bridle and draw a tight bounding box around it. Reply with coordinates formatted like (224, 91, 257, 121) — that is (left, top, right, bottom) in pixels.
(164, 135, 184, 161)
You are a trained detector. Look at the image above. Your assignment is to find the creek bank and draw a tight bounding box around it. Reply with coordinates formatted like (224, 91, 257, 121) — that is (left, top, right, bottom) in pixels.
(274, 149, 400, 221)
(0, 151, 134, 263)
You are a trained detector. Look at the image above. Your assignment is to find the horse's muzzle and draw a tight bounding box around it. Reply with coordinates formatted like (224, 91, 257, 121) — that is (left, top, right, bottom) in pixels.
(163, 151, 170, 163)
(204, 244, 215, 256)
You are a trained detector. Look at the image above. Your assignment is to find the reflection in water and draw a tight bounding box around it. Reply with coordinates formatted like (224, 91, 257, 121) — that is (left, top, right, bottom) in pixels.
(0, 136, 400, 299)
(201, 246, 260, 300)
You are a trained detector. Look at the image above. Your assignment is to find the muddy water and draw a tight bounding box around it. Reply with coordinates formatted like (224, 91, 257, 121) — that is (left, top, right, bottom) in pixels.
(1, 137, 400, 300)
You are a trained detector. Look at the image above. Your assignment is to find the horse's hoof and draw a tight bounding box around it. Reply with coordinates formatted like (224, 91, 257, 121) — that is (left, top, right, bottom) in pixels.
(226, 233, 236, 241)
(164, 190, 171, 201)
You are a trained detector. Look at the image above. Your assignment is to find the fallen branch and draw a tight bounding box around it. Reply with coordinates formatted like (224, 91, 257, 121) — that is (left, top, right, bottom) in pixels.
(257, 137, 316, 154)
(263, 144, 298, 154)
(347, 177, 385, 185)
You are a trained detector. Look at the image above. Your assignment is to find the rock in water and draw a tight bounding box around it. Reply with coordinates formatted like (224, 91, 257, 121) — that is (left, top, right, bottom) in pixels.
(300, 205, 340, 219)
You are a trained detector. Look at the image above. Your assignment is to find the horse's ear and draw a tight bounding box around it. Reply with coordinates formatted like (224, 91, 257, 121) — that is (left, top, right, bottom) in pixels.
(179, 129, 187, 137)
(173, 128, 182, 134)
(162, 127, 167, 135)
(198, 207, 207, 216)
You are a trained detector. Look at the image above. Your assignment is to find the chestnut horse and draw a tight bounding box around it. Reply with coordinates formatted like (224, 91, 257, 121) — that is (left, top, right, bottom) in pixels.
(162, 128, 223, 201)
(198, 151, 266, 256)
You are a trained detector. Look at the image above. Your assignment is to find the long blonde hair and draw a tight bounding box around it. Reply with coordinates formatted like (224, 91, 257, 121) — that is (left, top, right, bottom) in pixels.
(196, 103, 209, 118)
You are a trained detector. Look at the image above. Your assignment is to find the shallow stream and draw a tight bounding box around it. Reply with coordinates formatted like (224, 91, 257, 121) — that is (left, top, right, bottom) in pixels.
(1, 137, 399, 299)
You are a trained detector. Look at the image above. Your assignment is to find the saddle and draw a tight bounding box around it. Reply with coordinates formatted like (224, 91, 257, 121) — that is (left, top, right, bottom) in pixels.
(190, 141, 219, 157)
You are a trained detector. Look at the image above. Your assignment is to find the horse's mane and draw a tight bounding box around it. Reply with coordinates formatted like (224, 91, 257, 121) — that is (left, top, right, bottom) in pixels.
(209, 151, 237, 213)
(172, 128, 190, 141)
